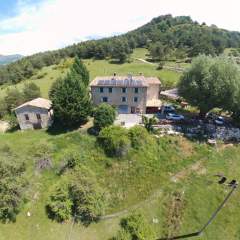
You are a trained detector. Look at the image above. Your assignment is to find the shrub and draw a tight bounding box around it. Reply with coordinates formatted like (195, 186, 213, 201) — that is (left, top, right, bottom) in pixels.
(3, 113, 18, 129)
(113, 212, 156, 240)
(111, 229, 131, 240)
(128, 126, 150, 149)
(46, 183, 73, 222)
(93, 103, 116, 131)
(98, 126, 131, 157)
(142, 116, 158, 133)
(46, 167, 107, 225)
(0, 160, 27, 222)
(4, 88, 24, 112)
(58, 152, 79, 175)
(69, 166, 107, 225)
(0, 98, 7, 118)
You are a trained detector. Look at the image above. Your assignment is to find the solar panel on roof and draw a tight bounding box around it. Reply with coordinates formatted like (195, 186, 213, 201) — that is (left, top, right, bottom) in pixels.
(98, 80, 104, 85)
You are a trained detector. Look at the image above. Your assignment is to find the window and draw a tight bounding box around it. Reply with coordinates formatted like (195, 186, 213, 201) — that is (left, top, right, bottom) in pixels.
(122, 87, 127, 93)
(108, 88, 112, 93)
(24, 114, 29, 121)
(133, 97, 138, 102)
(102, 97, 108, 102)
(36, 113, 41, 120)
(122, 97, 127, 102)
(100, 87, 104, 93)
(134, 88, 139, 94)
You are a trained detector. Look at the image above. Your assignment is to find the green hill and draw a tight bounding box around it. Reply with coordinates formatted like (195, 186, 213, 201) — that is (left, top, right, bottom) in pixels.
(1, 14, 240, 86)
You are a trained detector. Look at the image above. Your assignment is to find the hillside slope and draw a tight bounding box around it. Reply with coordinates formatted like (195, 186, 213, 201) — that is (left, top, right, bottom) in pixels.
(1, 14, 240, 86)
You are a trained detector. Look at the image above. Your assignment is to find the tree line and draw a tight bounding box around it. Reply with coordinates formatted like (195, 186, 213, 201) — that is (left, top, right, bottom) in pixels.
(1, 15, 240, 86)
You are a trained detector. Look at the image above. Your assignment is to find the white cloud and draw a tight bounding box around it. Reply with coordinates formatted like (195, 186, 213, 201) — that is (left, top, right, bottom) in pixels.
(0, 0, 240, 55)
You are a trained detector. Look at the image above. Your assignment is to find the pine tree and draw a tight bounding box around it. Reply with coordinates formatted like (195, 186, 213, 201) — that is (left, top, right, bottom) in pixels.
(49, 58, 92, 127)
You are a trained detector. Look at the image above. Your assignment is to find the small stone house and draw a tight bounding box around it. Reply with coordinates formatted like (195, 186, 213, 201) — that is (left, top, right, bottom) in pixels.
(90, 74, 161, 114)
(14, 98, 53, 130)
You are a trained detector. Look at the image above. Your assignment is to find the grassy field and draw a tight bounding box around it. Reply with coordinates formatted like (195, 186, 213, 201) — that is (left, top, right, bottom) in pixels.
(1, 49, 240, 240)
(1, 125, 240, 239)
(0, 48, 181, 98)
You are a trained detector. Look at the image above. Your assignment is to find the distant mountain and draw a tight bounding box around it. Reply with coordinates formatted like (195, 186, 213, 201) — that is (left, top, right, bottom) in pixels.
(0, 54, 23, 65)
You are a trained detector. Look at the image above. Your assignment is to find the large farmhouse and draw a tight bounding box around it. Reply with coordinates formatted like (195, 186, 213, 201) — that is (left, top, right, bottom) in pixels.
(15, 98, 53, 130)
(90, 74, 161, 114)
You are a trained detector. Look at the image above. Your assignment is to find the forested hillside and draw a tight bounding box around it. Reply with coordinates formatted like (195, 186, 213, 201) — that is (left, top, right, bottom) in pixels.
(1, 14, 240, 86)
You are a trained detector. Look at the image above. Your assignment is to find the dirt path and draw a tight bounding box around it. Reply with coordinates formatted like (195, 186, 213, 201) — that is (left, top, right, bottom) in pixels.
(100, 189, 162, 220)
(134, 58, 157, 65)
(135, 58, 185, 72)
(171, 161, 206, 183)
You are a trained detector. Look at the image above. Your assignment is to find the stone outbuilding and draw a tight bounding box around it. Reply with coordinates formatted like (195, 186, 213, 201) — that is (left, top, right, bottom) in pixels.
(14, 98, 53, 130)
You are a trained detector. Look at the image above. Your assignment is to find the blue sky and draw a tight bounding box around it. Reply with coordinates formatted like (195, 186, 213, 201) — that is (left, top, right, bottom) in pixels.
(0, 0, 240, 55)
(0, 0, 43, 20)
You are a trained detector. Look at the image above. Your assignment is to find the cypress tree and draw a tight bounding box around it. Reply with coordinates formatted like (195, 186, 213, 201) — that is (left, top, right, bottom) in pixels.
(70, 57, 90, 86)
(49, 58, 92, 127)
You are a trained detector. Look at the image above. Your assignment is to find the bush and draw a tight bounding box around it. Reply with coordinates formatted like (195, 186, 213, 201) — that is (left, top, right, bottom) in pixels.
(93, 103, 116, 131)
(112, 212, 156, 240)
(69, 166, 107, 225)
(142, 116, 158, 133)
(0, 98, 7, 118)
(58, 152, 79, 175)
(0, 160, 27, 222)
(98, 126, 131, 157)
(47, 166, 107, 225)
(128, 126, 151, 149)
(3, 113, 18, 130)
(4, 88, 24, 112)
(46, 183, 73, 222)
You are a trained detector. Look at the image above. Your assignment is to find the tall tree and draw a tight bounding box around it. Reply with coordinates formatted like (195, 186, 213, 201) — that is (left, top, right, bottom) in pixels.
(22, 82, 41, 102)
(4, 88, 24, 112)
(179, 55, 240, 117)
(70, 57, 90, 86)
(49, 58, 92, 127)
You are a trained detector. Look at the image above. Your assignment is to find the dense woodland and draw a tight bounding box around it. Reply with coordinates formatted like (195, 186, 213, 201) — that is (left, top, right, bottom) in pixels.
(1, 14, 240, 86)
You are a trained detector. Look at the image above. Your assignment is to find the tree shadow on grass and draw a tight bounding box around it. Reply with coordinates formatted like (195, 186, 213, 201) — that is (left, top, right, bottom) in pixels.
(47, 123, 81, 136)
(108, 59, 123, 65)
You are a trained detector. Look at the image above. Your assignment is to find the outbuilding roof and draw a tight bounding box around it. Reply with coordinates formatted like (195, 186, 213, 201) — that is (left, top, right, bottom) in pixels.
(90, 75, 160, 87)
(14, 98, 52, 110)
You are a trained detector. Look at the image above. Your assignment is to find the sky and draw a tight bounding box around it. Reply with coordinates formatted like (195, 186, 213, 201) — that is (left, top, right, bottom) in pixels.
(0, 0, 240, 55)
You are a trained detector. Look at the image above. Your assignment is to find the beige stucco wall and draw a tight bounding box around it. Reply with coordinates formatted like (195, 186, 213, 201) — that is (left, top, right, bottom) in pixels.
(15, 106, 53, 130)
(91, 86, 148, 113)
(147, 83, 160, 101)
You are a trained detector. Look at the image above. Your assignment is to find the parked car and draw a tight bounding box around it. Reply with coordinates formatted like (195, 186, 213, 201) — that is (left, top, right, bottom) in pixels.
(166, 113, 184, 121)
(206, 112, 217, 120)
(161, 105, 176, 114)
(215, 116, 225, 125)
